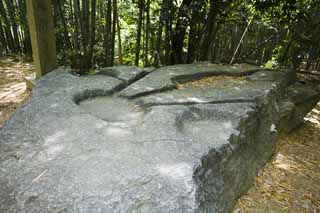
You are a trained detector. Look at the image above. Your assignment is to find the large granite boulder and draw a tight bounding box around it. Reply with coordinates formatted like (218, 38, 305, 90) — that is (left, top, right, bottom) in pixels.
(0, 63, 318, 212)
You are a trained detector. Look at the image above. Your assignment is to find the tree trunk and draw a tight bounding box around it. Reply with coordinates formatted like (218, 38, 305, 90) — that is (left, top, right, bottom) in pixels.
(0, 0, 16, 53)
(150, 30, 155, 63)
(5, 0, 21, 53)
(200, 0, 232, 60)
(111, 0, 117, 66)
(144, 0, 150, 66)
(17, 0, 32, 56)
(88, 0, 97, 67)
(164, 0, 173, 65)
(199, 0, 220, 60)
(81, 0, 89, 49)
(114, 0, 122, 65)
(154, 0, 166, 67)
(171, 0, 192, 64)
(187, 0, 206, 63)
(135, 0, 144, 66)
(280, 38, 294, 66)
(55, 0, 72, 50)
(105, 0, 112, 66)
(0, 20, 7, 53)
(73, 0, 81, 52)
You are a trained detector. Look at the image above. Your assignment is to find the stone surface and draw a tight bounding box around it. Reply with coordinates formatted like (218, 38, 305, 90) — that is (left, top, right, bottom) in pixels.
(279, 82, 320, 132)
(95, 66, 154, 85)
(120, 63, 263, 98)
(0, 64, 318, 212)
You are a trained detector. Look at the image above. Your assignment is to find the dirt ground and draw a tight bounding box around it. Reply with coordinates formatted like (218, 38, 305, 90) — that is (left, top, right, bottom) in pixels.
(0, 56, 34, 128)
(0, 57, 319, 212)
(234, 105, 320, 212)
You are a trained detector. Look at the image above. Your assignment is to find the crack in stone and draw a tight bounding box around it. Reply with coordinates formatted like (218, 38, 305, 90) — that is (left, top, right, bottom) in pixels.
(97, 67, 156, 89)
(122, 68, 266, 100)
(74, 68, 156, 104)
(140, 98, 256, 108)
(124, 69, 156, 86)
(73, 84, 126, 104)
(124, 86, 177, 99)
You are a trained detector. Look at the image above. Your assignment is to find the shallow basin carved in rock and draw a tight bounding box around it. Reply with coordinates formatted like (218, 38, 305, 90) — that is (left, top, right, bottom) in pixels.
(79, 96, 145, 127)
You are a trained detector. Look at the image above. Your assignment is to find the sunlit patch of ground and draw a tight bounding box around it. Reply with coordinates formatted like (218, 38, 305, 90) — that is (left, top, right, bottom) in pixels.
(0, 57, 34, 127)
(234, 102, 320, 212)
(176, 76, 247, 89)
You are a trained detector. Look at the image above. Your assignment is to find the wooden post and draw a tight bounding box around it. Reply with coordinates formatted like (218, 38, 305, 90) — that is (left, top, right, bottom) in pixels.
(26, 0, 57, 79)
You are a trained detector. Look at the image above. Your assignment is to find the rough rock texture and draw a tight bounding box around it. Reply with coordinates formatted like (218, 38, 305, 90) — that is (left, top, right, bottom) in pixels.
(95, 66, 154, 85)
(120, 63, 263, 98)
(279, 83, 320, 132)
(0, 63, 318, 213)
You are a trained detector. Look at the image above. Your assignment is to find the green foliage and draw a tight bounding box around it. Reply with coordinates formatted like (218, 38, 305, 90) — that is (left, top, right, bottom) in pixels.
(0, 0, 319, 72)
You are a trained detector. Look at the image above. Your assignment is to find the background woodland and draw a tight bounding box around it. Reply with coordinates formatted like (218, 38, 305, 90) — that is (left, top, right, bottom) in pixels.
(0, 0, 319, 73)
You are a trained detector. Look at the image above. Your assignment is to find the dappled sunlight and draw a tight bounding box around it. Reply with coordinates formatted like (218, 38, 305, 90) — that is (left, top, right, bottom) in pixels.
(157, 163, 195, 193)
(234, 102, 320, 212)
(185, 97, 206, 103)
(103, 126, 132, 138)
(0, 82, 26, 104)
(45, 131, 67, 144)
(176, 76, 248, 90)
(157, 163, 192, 180)
(274, 153, 299, 171)
(0, 57, 34, 85)
(0, 57, 35, 127)
(304, 102, 320, 126)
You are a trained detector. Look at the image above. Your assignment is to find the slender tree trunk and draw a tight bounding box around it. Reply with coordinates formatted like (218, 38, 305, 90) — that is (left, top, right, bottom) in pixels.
(111, 0, 117, 66)
(144, 0, 150, 66)
(200, 0, 232, 60)
(230, 19, 252, 64)
(306, 46, 319, 71)
(113, 0, 122, 65)
(208, 22, 220, 62)
(73, 0, 81, 52)
(56, 0, 72, 50)
(164, 0, 173, 65)
(199, 0, 220, 60)
(5, 0, 21, 53)
(81, 0, 89, 50)
(17, 0, 32, 56)
(187, 23, 197, 63)
(135, 0, 144, 66)
(105, 0, 112, 66)
(88, 0, 97, 67)
(150, 31, 155, 63)
(0, 20, 7, 53)
(316, 59, 320, 71)
(172, 0, 192, 64)
(0, 0, 16, 53)
(187, 0, 206, 63)
(154, 0, 166, 67)
(280, 38, 294, 66)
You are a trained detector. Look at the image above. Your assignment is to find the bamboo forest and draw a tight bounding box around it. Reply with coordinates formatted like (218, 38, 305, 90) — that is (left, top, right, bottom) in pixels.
(0, 0, 319, 73)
